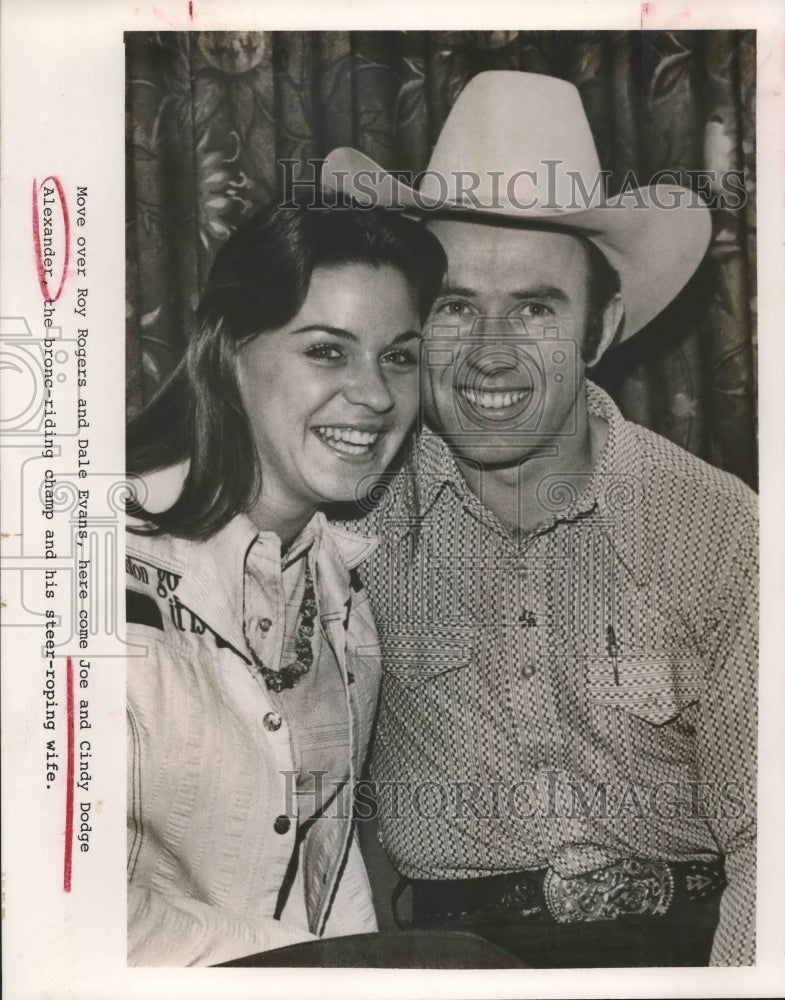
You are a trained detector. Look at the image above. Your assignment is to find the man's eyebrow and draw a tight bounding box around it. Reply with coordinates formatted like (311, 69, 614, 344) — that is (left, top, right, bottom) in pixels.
(438, 284, 477, 298)
(510, 285, 570, 304)
(290, 325, 422, 343)
(437, 284, 571, 304)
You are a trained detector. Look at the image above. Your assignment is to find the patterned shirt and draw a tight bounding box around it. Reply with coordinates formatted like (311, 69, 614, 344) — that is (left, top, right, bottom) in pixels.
(346, 382, 757, 966)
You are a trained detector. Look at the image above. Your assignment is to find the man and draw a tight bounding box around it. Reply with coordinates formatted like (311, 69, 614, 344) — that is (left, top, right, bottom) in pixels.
(322, 72, 757, 967)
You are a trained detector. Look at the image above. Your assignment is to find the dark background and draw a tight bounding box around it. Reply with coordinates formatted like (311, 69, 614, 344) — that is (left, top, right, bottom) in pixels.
(125, 30, 757, 488)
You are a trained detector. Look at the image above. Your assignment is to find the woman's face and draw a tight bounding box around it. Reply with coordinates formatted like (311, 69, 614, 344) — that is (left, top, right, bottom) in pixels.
(236, 263, 422, 527)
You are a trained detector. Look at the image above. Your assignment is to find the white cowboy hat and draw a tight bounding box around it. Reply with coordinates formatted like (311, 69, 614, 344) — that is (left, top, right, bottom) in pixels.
(321, 71, 712, 340)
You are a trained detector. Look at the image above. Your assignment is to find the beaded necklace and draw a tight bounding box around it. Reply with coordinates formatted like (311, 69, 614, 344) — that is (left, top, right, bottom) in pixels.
(256, 561, 317, 692)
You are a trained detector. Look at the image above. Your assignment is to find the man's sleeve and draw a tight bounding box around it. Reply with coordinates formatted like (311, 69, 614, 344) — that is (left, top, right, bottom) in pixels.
(697, 508, 758, 966)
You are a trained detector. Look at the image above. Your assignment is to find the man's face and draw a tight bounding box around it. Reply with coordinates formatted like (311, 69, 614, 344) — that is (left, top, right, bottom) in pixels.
(422, 220, 595, 468)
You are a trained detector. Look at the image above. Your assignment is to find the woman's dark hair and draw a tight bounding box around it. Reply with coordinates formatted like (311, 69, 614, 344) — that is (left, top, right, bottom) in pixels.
(127, 196, 446, 539)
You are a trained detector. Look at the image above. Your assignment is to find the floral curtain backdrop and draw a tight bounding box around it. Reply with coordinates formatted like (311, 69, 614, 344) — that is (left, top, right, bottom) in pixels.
(126, 30, 757, 488)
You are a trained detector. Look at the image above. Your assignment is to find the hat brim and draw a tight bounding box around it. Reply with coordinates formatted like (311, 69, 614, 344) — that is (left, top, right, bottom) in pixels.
(322, 147, 712, 341)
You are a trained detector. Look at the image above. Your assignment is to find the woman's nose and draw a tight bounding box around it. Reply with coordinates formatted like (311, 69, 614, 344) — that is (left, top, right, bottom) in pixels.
(343, 362, 395, 413)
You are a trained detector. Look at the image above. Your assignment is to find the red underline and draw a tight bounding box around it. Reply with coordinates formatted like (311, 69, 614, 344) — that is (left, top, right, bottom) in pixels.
(64, 656, 75, 892)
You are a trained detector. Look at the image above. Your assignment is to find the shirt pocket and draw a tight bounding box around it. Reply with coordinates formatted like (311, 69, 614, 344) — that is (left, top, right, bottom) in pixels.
(375, 622, 476, 688)
(585, 652, 706, 725)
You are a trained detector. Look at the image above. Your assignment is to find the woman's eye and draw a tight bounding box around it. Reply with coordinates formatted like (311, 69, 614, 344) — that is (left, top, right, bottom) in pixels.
(305, 343, 343, 361)
(382, 348, 417, 368)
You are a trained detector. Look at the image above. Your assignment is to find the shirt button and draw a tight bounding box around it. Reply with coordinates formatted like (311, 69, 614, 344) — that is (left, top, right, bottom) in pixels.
(259, 618, 273, 633)
(263, 711, 282, 732)
(274, 815, 291, 835)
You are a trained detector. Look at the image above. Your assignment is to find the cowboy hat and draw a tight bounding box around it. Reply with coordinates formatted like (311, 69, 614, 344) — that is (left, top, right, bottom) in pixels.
(321, 71, 712, 340)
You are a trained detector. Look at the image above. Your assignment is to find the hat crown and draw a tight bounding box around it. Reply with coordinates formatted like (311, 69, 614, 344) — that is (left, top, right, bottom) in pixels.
(320, 70, 712, 341)
(422, 72, 603, 211)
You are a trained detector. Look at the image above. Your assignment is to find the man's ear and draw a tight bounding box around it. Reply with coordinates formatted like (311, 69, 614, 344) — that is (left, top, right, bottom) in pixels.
(585, 293, 624, 368)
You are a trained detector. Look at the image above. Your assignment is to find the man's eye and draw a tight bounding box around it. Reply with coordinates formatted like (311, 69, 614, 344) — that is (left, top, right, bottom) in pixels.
(518, 302, 553, 318)
(382, 348, 417, 368)
(433, 300, 473, 317)
(305, 343, 343, 361)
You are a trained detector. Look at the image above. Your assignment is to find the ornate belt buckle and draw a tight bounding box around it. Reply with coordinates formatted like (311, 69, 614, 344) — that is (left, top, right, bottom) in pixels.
(544, 859, 675, 923)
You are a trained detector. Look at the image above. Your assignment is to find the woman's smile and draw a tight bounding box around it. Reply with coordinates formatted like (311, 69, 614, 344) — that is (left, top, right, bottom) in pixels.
(312, 424, 384, 458)
(236, 263, 422, 523)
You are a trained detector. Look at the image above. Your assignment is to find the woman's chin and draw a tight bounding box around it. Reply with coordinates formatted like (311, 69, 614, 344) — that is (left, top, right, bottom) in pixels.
(309, 450, 400, 507)
(315, 463, 398, 510)
(317, 479, 376, 507)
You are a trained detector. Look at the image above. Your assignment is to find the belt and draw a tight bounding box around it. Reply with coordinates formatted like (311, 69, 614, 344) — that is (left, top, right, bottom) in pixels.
(407, 857, 726, 927)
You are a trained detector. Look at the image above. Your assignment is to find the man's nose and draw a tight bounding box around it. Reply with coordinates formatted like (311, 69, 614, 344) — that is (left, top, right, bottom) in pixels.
(463, 345, 522, 378)
(343, 362, 395, 413)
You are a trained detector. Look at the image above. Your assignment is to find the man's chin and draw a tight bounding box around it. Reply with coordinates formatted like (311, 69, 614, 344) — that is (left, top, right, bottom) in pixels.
(437, 434, 547, 471)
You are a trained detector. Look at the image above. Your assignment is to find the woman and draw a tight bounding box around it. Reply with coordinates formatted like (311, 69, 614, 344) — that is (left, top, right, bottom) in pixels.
(125, 199, 445, 966)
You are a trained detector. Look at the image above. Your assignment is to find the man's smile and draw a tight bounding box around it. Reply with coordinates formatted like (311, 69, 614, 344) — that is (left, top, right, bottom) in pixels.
(457, 386, 531, 411)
